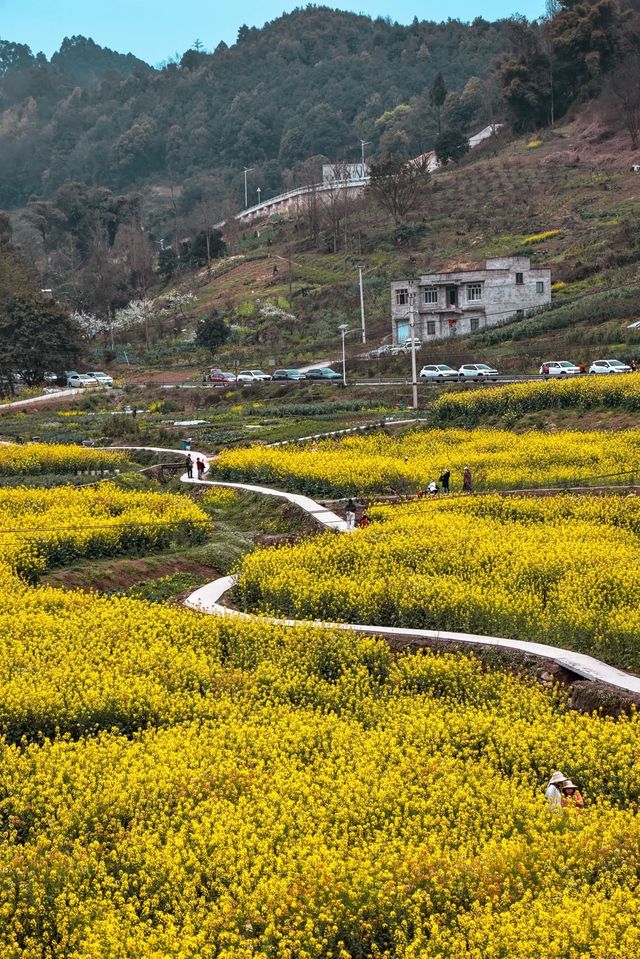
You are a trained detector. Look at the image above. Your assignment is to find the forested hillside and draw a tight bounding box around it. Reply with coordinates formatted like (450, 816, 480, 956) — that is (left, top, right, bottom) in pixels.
(0, 8, 512, 211)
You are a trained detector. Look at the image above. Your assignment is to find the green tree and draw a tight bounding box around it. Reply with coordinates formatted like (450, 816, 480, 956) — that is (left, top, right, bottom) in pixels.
(0, 295, 81, 388)
(434, 126, 470, 163)
(195, 312, 231, 356)
(430, 72, 447, 135)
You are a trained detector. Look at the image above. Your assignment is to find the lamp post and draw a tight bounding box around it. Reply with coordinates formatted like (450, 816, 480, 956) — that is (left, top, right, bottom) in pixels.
(243, 167, 253, 209)
(408, 284, 418, 411)
(359, 139, 371, 171)
(338, 323, 348, 387)
(357, 265, 366, 344)
(256, 187, 262, 206)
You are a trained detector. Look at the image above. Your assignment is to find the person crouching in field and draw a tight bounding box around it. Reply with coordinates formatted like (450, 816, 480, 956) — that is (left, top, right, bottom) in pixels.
(345, 498, 357, 530)
(561, 779, 584, 809)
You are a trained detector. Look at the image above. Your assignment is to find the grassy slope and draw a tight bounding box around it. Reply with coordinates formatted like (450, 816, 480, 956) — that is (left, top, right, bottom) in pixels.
(145, 114, 640, 380)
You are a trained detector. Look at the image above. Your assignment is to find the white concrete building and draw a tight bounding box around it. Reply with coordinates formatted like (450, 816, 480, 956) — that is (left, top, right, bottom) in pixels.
(391, 256, 552, 342)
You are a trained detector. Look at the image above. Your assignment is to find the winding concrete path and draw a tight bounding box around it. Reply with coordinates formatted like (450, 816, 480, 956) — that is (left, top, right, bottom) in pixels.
(117, 445, 640, 695)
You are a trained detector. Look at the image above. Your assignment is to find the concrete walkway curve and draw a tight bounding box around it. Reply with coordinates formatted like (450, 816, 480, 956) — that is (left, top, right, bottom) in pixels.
(116, 445, 640, 695)
(107, 446, 347, 531)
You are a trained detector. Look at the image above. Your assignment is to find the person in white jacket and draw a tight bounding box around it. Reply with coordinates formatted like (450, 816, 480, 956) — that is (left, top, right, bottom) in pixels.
(545, 770, 566, 810)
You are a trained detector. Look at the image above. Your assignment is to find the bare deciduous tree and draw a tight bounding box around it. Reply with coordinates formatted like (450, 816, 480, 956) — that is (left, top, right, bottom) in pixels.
(610, 54, 640, 148)
(365, 154, 431, 225)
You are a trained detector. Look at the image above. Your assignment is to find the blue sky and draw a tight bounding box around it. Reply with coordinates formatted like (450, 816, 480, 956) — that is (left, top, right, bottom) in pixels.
(2, 1, 546, 65)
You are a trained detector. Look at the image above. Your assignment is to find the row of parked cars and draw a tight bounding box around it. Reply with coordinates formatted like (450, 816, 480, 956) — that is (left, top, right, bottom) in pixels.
(419, 358, 635, 381)
(207, 367, 342, 384)
(65, 371, 114, 387)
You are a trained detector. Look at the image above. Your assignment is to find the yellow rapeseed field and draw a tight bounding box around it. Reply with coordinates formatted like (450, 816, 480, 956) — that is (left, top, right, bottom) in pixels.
(237, 493, 640, 669)
(0, 442, 130, 475)
(0, 483, 209, 578)
(0, 563, 639, 957)
(433, 373, 640, 422)
(0, 441, 638, 955)
(213, 427, 640, 496)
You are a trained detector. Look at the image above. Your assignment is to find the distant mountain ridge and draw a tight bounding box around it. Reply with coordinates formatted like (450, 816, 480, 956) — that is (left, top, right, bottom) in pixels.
(0, 8, 511, 212)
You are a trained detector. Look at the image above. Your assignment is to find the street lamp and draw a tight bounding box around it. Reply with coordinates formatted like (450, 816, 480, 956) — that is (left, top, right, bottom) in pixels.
(338, 323, 348, 387)
(408, 283, 419, 411)
(256, 186, 262, 206)
(357, 265, 366, 344)
(359, 139, 371, 170)
(243, 167, 253, 208)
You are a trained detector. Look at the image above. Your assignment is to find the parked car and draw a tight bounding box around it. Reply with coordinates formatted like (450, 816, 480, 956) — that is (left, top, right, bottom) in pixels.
(419, 364, 459, 381)
(236, 370, 272, 383)
(66, 372, 98, 388)
(458, 363, 499, 381)
(539, 360, 581, 377)
(210, 370, 237, 383)
(272, 369, 306, 380)
(86, 371, 114, 387)
(305, 368, 342, 381)
(589, 359, 632, 374)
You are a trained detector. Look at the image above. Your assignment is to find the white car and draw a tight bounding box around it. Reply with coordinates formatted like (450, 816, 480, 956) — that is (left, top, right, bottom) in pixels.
(236, 370, 272, 383)
(589, 359, 632, 375)
(419, 364, 459, 381)
(539, 360, 581, 377)
(66, 372, 98, 388)
(87, 371, 114, 386)
(458, 363, 499, 381)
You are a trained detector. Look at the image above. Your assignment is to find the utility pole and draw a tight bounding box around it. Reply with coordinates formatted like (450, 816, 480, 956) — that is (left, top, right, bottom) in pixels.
(243, 167, 253, 209)
(338, 324, 348, 387)
(357, 265, 366, 344)
(408, 286, 418, 411)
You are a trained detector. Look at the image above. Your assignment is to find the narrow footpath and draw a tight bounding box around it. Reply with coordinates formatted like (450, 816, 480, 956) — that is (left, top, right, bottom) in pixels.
(117, 445, 640, 696)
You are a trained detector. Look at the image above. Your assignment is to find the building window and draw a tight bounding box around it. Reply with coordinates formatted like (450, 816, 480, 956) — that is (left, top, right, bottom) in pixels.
(470, 317, 480, 332)
(423, 287, 438, 304)
(515, 272, 524, 285)
(395, 288, 409, 305)
(536, 281, 544, 294)
(467, 283, 482, 302)
(426, 321, 436, 336)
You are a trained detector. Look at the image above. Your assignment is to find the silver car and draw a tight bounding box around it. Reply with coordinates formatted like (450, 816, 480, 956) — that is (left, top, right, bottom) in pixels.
(419, 364, 459, 381)
(458, 363, 499, 381)
(539, 360, 581, 377)
(588, 359, 632, 374)
(66, 372, 98, 388)
(236, 370, 272, 382)
(87, 371, 114, 386)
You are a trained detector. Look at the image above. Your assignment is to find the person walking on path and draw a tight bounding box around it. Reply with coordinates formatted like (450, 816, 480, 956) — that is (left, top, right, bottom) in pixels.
(462, 466, 472, 493)
(186, 454, 194, 479)
(545, 771, 566, 811)
(439, 469, 451, 494)
(345, 498, 357, 530)
(561, 780, 585, 809)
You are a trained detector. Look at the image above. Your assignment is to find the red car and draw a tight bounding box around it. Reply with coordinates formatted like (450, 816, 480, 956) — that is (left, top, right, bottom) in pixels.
(209, 370, 236, 383)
